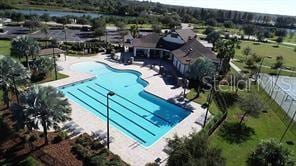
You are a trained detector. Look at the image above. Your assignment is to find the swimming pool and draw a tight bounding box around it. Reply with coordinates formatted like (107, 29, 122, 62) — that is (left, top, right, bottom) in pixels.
(59, 62, 190, 147)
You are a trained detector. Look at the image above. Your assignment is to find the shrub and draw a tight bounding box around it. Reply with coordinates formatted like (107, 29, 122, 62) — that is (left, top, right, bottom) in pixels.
(86, 154, 109, 166)
(53, 131, 68, 143)
(71, 144, 90, 159)
(219, 122, 255, 144)
(109, 154, 123, 166)
(17, 156, 39, 166)
(28, 133, 39, 142)
(75, 134, 92, 147)
(91, 140, 104, 150)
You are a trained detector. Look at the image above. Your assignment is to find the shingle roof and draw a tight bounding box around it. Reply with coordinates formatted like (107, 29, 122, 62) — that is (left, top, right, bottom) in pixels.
(132, 33, 161, 48)
(175, 29, 197, 42)
(172, 39, 219, 64)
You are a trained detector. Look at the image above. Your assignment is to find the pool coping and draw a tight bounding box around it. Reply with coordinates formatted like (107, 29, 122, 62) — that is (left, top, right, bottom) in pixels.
(43, 54, 206, 165)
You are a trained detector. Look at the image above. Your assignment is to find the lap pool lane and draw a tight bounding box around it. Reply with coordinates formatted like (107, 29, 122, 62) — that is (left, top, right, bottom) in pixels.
(59, 61, 190, 147)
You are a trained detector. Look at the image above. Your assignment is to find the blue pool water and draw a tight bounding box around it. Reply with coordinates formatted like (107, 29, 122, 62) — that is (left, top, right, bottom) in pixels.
(59, 62, 190, 147)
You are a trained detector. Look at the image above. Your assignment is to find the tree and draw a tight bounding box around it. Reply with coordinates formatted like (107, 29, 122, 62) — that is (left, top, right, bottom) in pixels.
(216, 39, 236, 74)
(205, 31, 220, 46)
(242, 46, 252, 60)
(23, 16, 41, 31)
(31, 56, 54, 81)
(238, 94, 265, 124)
(187, 57, 216, 96)
(272, 55, 284, 69)
(248, 139, 295, 166)
(152, 24, 161, 33)
(224, 20, 234, 28)
(0, 56, 30, 107)
(41, 24, 49, 40)
(167, 133, 225, 166)
(11, 36, 40, 67)
(94, 27, 105, 40)
(243, 24, 256, 39)
(276, 36, 284, 46)
(116, 22, 128, 50)
(19, 85, 72, 144)
(130, 25, 139, 38)
(204, 26, 215, 35)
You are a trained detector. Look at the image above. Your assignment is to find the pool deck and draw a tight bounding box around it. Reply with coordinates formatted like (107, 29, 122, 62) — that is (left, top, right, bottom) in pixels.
(42, 53, 208, 166)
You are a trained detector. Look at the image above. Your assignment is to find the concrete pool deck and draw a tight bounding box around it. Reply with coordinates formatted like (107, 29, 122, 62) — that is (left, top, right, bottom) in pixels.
(42, 53, 207, 165)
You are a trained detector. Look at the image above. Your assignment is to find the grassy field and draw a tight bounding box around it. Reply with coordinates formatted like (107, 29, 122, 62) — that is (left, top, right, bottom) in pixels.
(235, 41, 296, 68)
(0, 40, 11, 56)
(35, 71, 69, 84)
(209, 85, 296, 166)
(233, 61, 296, 76)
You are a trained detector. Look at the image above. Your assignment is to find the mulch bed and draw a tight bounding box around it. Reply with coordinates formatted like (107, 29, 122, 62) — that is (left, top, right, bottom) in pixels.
(0, 101, 82, 166)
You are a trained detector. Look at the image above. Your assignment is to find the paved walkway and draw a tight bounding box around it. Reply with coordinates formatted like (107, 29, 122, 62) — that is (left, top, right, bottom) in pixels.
(42, 53, 206, 166)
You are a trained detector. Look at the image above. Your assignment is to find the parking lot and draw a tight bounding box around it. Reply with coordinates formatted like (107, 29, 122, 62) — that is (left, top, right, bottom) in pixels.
(0, 26, 133, 43)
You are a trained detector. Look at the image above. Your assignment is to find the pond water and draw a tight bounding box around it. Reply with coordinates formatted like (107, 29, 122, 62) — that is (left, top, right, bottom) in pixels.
(7, 9, 103, 18)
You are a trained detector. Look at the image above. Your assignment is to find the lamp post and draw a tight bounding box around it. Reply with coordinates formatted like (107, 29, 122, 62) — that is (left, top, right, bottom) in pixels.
(106, 91, 115, 150)
(256, 56, 272, 83)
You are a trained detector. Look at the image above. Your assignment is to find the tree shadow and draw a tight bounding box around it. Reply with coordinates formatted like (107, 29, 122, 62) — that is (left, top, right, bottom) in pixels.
(219, 122, 255, 144)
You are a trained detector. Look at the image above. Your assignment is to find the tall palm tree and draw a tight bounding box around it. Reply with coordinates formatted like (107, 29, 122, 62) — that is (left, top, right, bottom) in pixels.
(216, 39, 235, 74)
(11, 36, 40, 68)
(19, 85, 72, 144)
(0, 56, 30, 107)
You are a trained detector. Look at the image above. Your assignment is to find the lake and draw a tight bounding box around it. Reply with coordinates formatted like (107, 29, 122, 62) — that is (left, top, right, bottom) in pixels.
(8, 9, 103, 18)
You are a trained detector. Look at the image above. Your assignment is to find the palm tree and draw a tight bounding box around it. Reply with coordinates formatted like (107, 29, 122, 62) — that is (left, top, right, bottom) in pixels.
(0, 56, 30, 107)
(187, 57, 216, 96)
(248, 139, 295, 166)
(130, 25, 139, 38)
(238, 94, 265, 125)
(116, 22, 128, 51)
(19, 85, 72, 144)
(41, 24, 49, 40)
(216, 39, 235, 74)
(11, 36, 40, 68)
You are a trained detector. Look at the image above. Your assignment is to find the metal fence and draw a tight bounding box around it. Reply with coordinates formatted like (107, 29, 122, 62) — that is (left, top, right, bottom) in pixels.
(258, 74, 296, 122)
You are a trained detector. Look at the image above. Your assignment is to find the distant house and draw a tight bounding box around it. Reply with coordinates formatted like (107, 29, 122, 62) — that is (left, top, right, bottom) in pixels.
(132, 29, 218, 74)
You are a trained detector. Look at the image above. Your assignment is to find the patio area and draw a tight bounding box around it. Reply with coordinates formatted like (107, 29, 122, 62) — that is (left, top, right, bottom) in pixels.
(42, 53, 207, 165)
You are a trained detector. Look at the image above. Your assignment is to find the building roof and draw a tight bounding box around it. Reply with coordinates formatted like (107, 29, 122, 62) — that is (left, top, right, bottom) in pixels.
(175, 29, 197, 42)
(38, 48, 65, 56)
(172, 39, 219, 65)
(132, 33, 161, 48)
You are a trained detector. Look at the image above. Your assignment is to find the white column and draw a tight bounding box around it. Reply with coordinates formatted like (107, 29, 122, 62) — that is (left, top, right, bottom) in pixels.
(134, 48, 137, 57)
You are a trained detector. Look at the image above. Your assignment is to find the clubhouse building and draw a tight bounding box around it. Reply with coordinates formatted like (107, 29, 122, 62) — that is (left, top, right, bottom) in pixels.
(132, 29, 219, 75)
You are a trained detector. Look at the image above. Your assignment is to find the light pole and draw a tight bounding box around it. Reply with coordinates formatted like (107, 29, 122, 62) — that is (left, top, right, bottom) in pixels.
(256, 56, 272, 83)
(106, 91, 115, 150)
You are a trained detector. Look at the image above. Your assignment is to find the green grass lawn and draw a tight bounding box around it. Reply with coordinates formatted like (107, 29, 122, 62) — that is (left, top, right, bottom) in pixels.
(187, 88, 220, 116)
(235, 41, 296, 68)
(34, 71, 69, 84)
(209, 85, 296, 166)
(0, 40, 11, 56)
